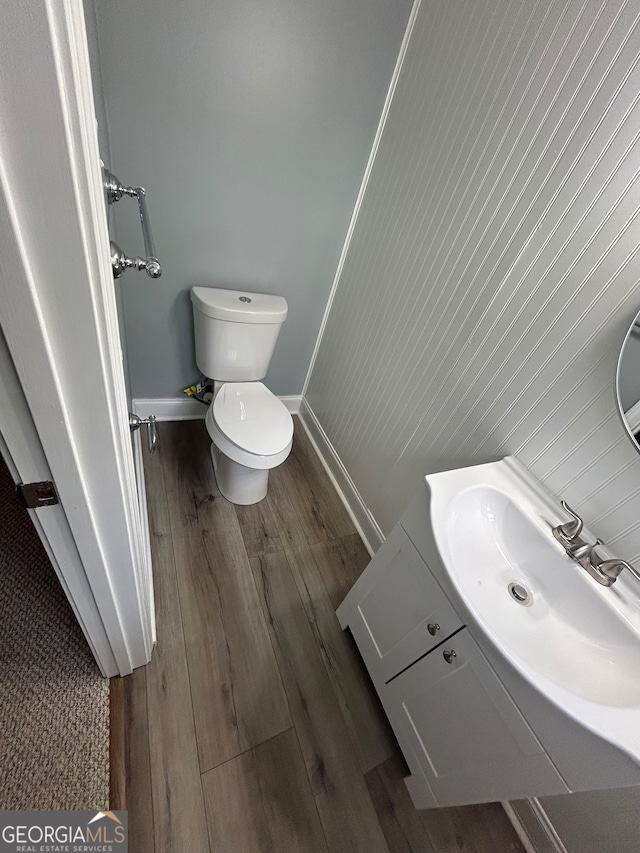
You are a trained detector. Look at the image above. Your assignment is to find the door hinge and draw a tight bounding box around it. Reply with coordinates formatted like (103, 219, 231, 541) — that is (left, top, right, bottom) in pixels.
(17, 480, 59, 508)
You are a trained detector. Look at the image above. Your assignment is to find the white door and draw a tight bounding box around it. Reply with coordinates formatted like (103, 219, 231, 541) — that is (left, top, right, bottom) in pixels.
(0, 329, 119, 677)
(0, 0, 155, 676)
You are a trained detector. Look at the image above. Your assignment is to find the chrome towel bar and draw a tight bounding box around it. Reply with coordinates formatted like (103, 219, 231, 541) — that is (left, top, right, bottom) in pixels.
(104, 169, 162, 279)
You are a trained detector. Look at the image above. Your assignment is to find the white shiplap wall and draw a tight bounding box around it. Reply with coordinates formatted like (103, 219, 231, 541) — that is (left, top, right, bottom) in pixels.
(306, 0, 640, 566)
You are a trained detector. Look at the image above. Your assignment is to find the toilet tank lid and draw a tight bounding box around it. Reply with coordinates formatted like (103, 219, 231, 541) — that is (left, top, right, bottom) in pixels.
(191, 287, 288, 324)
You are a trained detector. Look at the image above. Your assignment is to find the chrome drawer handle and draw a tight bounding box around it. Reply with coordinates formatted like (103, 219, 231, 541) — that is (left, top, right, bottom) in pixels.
(427, 623, 440, 636)
(443, 649, 457, 664)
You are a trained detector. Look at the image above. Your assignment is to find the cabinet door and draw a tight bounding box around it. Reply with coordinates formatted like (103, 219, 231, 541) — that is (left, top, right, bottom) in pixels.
(382, 629, 568, 808)
(337, 525, 461, 684)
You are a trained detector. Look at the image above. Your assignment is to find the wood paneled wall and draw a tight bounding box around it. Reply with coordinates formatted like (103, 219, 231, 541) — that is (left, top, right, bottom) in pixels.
(307, 0, 640, 565)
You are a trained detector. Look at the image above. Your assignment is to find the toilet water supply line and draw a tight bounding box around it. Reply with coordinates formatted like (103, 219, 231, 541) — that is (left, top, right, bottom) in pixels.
(184, 380, 214, 406)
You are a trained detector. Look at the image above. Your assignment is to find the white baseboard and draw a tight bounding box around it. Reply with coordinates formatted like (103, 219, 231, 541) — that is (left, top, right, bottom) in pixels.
(297, 398, 384, 556)
(502, 802, 539, 853)
(279, 396, 302, 414)
(132, 397, 207, 420)
(503, 799, 568, 853)
(132, 395, 302, 421)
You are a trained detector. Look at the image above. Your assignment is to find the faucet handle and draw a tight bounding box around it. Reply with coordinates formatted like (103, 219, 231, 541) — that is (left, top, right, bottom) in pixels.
(556, 501, 583, 541)
(596, 558, 633, 582)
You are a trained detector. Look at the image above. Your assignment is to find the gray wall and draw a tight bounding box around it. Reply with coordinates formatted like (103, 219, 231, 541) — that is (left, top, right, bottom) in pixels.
(93, 0, 411, 399)
(305, 1, 640, 851)
(82, 0, 110, 168)
(82, 0, 135, 401)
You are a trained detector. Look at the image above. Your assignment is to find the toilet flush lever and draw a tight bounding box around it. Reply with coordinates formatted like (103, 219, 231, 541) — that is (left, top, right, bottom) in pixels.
(129, 413, 158, 454)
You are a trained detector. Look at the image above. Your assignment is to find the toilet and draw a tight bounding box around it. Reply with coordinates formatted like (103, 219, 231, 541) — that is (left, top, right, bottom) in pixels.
(190, 286, 294, 505)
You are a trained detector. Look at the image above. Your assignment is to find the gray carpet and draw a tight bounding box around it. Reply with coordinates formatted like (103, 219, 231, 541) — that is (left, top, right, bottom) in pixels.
(0, 455, 109, 810)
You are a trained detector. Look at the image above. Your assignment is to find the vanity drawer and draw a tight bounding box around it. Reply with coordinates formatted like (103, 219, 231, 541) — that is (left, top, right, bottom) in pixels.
(337, 525, 462, 684)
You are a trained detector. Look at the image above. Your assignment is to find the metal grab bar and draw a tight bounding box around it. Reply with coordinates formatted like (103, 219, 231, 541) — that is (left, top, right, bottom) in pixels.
(104, 169, 162, 279)
(133, 186, 157, 268)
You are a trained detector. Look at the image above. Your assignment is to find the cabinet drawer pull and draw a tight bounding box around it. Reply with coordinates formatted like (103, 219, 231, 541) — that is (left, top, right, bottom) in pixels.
(427, 622, 440, 636)
(443, 649, 457, 664)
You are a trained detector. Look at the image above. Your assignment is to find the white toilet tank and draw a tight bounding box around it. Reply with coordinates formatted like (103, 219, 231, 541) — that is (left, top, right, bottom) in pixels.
(191, 287, 288, 381)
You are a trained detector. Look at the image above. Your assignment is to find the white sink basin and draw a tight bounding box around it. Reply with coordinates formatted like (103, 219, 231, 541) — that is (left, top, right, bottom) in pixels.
(426, 458, 640, 761)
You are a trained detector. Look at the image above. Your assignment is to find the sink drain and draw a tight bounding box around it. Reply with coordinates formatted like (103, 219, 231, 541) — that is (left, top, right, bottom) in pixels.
(508, 582, 532, 606)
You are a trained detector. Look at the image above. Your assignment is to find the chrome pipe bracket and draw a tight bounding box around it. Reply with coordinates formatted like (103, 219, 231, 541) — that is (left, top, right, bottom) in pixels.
(104, 169, 162, 279)
(111, 241, 162, 280)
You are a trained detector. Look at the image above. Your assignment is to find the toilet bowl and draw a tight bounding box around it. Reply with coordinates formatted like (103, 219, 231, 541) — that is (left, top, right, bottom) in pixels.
(205, 381, 293, 504)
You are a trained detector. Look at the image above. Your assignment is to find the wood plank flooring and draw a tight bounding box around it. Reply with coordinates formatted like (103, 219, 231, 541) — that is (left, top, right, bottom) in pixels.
(120, 418, 524, 852)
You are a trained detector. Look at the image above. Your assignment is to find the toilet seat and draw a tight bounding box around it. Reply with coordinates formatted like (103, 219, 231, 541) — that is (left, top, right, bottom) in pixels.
(205, 382, 293, 470)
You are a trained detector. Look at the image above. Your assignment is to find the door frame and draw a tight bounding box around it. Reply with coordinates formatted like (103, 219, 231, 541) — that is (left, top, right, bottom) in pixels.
(0, 0, 154, 676)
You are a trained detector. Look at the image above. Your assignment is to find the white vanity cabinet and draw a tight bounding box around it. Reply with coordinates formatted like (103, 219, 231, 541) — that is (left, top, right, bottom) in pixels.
(337, 508, 568, 808)
(340, 463, 640, 811)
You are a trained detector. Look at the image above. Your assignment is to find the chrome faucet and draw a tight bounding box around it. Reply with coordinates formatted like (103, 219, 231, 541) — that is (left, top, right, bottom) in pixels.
(552, 501, 583, 544)
(566, 538, 600, 565)
(552, 501, 638, 587)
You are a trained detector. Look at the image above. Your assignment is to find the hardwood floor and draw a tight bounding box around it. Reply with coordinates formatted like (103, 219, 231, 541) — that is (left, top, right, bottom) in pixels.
(119, 418, 524, 852)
